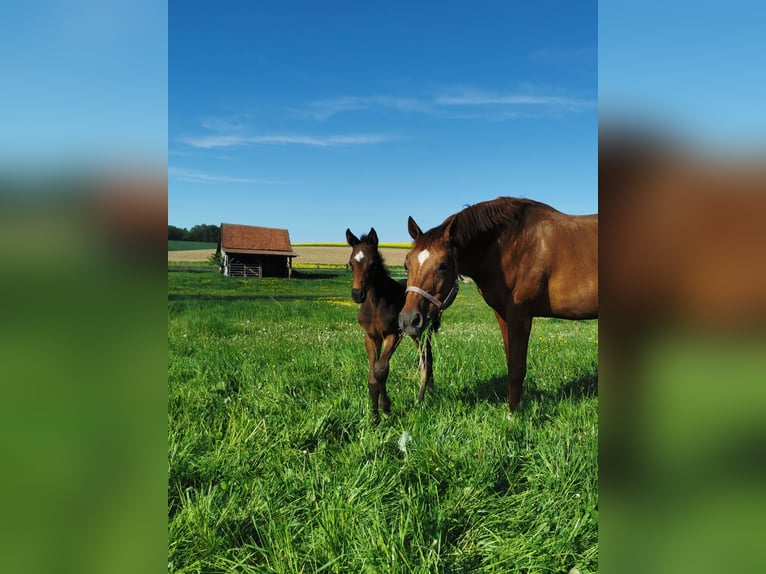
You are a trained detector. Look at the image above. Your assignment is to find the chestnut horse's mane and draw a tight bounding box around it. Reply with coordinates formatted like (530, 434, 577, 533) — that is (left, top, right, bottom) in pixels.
(439, 197, 543, 249)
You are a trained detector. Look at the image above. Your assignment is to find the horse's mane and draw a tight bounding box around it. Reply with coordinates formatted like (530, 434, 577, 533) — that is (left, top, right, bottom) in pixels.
(446, 197, 542, 248)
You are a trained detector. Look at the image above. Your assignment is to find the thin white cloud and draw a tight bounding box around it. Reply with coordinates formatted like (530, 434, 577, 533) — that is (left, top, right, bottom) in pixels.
(434, 88, 595, 112)
(169, 166, 290, 185)
(178, 132, 394, 149)
(299, 88, 594, 122)
(178, 134, 249, 149)
(178, 85, 593, 151)
(247, 134, 393, 147)
(303, 95, 431, 119)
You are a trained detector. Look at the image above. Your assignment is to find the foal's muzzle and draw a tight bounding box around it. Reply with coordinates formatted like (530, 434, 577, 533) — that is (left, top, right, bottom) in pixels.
(351, 288, 366, 303)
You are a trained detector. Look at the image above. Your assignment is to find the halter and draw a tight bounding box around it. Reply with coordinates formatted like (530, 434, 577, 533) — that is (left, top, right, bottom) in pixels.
(405, 282, 459, 311)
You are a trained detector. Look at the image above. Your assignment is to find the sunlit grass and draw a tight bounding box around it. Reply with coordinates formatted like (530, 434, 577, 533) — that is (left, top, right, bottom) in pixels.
(168, 269, 598, 573)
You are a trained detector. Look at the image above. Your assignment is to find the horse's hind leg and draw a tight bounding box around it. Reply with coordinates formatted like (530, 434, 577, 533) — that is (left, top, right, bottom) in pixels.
(416, 335, 434, 402)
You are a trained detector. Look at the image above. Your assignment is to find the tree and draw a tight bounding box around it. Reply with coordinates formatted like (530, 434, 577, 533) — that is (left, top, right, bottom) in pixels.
(168, 223, 220, 242)
(187, 224, 220, 242)
(168, 225, 188, 241)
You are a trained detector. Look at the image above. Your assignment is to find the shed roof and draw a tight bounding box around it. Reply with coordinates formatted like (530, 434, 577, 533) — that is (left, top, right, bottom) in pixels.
(219, 223, 299, 257)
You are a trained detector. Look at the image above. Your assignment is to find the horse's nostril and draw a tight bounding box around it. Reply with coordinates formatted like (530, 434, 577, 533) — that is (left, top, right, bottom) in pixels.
(411, 313, 422, 328)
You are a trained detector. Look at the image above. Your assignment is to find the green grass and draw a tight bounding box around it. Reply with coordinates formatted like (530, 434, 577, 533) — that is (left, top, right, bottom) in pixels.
(169, 240, 218, 251)
(168, 269, 598, 573)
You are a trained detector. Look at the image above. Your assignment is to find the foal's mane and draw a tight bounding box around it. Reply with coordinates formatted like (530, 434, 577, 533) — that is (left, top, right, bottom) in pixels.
(357, 232, 390, 277)
(446, 197, 541, 248)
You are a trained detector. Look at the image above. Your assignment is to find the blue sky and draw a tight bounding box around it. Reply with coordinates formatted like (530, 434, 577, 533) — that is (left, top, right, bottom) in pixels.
(169, 1, 597, 243)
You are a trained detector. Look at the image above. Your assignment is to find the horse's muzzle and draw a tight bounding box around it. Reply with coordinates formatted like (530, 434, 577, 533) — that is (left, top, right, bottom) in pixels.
(398, 309, 426, 336)
(351, 288, 366, 303)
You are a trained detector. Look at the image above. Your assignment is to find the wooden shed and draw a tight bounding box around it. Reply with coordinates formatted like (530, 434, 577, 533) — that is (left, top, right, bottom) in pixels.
(217, 223, 298, 278)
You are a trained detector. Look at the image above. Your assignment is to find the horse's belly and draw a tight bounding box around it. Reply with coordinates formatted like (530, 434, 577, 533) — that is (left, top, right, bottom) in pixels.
(548, 274, 598, 318)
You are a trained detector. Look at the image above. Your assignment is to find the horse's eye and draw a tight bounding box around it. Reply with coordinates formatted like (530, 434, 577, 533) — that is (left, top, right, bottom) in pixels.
(437, 262, 449, 272)
(404, 260, 409, 271)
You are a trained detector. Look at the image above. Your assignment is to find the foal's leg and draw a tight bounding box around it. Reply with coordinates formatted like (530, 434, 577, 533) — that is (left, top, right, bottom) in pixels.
(416, 334, 434, 402)
(364, 334, 383, 422)
(502, 312, 533, 411)
(373, 332, 401, 418)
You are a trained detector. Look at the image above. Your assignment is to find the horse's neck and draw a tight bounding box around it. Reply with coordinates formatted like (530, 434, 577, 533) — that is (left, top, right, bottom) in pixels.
(455, 246, 485, 284)
(455, 244, 501, 297)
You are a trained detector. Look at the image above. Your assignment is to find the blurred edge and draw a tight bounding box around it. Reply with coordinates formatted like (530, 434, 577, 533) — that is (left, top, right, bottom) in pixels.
(0, 175, 168, 574)
(0, 2, 167, 574)
(600, 0, 766, 568)
(599, 121, 766, 573)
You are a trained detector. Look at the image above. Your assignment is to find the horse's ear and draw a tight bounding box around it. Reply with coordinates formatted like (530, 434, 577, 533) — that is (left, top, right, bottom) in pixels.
(346, 228, 360, 246)
(408, 216, 423, 240)
(368, 228, 378, 247)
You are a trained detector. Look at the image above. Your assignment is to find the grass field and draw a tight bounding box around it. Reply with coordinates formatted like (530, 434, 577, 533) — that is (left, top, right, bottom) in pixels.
(168, 269, 598, 573)
(169, 240, 219, 251)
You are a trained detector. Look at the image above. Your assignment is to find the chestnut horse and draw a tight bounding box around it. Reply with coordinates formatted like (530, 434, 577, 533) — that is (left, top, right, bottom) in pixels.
(398, 197, 598, 412)
(346, 228, 435, 423)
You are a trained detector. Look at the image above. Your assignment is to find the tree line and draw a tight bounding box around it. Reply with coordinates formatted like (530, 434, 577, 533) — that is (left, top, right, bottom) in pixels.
(168, 224, 220, 243)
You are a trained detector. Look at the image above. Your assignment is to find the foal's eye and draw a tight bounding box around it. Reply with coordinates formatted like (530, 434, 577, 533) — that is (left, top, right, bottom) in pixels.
(403, 260, 409, 271)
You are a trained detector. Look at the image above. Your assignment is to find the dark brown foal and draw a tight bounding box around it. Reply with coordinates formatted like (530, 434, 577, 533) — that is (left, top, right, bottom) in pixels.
(346, 228, 435, 423)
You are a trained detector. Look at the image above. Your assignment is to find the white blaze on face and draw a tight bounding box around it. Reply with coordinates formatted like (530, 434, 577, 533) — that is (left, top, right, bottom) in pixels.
(417, 249, 430, 265)
(354, 251, 365, 262)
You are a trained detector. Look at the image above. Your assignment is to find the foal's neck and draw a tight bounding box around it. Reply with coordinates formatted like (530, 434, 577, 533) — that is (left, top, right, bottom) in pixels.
(366, 257, 397, 300)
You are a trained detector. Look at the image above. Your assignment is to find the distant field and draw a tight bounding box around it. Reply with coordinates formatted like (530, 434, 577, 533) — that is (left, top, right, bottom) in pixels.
(168, 240, 218, 251)
(293, 246, 407, 267)
(295, 242, 411, 249)
(168, 250, 217, 263)
(168, 244, 409, 266)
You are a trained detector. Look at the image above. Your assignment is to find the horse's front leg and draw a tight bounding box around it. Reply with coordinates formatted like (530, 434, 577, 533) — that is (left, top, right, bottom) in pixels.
(373, 332, 401, 418)
(500, 312, 532, 411)
(364, 334, 382, 423)
(415, 334, 434, 402)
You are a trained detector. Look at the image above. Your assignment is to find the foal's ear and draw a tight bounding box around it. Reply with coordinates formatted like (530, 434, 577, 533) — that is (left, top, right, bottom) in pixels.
(346, 228, 360, 246)
(407, 216, 423, 240)
(368, 228, 378, 247)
